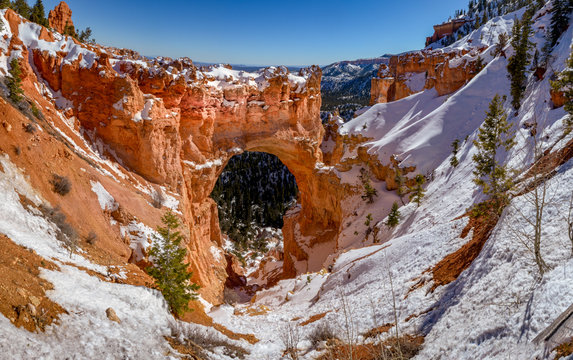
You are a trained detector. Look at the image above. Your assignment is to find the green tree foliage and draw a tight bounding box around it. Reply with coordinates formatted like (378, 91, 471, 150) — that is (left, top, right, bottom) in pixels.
(146, 210, 199, 317)
(29, 0, 48, 27)
(6, 58, 23, 103)
(78, 27, 94, 43)
(450, 139, 460, 167)
(0, 0, 10, 9)
(394, 165, 406, 205)
(549, 0, 572, 47)
(409, 174, 426, 207)
(386, 202, 400, 229)
(210, 152, 298, 253)
(493, 33, 509, 58)
(472, 95, 515, 200)
(360, 167, 378, 204)
(553, 47, 573, 133)
(12, 0, 30, 19)
(507, 9, 534, 110)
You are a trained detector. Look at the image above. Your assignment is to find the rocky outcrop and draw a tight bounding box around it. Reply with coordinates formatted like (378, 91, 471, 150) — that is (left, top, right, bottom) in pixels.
(6, 4, 349, 303)
(48, 1, 73, 34)
(370, 48, 486, 104)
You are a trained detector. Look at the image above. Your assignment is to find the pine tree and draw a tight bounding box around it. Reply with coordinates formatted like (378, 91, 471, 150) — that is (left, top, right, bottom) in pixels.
(12, 0, 30, 19)
(360, 167, 378, 204)
(394, 166, 406, 205)
(549, 0, 571, 47)
(386, 202, 400, 229)
(6, 58, 23, 103)
(450, 139, 460, 167)
(29, 0, 48, 27)
(472, 95, 515, 200)
(0, 0, 10, 9)
(409, 174, 426, 207)
(507, 10, 533, 109)
(146, 210, 200, 317)
(492, 33, 509, 57)
(553, 47, 573, 133)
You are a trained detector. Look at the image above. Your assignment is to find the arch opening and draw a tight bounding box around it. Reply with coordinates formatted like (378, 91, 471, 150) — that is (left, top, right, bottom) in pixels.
(210, 151, 299, 283)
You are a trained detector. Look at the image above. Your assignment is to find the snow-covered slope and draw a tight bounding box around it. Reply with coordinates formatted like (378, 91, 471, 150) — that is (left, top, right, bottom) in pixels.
(207, 4, 573, 360)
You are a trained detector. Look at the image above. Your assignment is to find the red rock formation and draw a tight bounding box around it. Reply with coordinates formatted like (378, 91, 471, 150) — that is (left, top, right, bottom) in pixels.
(48, 1, 73, 34)
(13, 12, 348, 301)
(370, 48, 486, 104)
(426, 19, 467, 46)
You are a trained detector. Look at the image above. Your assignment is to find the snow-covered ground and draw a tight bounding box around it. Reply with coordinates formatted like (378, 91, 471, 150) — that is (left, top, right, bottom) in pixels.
(0, 2, 572, 360)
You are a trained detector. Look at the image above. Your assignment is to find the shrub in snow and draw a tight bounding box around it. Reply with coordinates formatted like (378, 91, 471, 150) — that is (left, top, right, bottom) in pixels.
(49, 174, 72, 196)
(39, 204, 78, 256)
(472, 94, 515, 200)
(308, 322, 338, 348)
(146, 210, 200, 317)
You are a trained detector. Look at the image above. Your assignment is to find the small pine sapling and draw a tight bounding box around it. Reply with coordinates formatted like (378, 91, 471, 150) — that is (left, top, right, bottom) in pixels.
(450, 139, 460, 167)
(6, 59, 24, 103)
(146, 210, 200, 317)
(472, 94, 515, 201)
(360, 168, 378, 204)
(409, 174, 426, 207)
(386, 202, 400, 229)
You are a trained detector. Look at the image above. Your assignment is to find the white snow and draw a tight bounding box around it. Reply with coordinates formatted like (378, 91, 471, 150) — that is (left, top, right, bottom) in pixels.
(90, 181, 119, 212)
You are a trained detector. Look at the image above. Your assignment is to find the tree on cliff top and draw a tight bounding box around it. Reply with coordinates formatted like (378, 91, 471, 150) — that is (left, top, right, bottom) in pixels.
(30, 0, 48, 27)
(146, 210, 200, 317)
(12, 0, 30, 19)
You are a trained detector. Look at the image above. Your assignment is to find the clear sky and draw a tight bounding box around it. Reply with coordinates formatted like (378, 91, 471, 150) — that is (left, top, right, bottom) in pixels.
(43, 0, 470, 66)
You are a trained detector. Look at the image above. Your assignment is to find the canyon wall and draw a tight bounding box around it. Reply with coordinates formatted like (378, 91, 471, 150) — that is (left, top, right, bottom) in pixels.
(370, 48, 486, 104)
(3, 8, 347, 303)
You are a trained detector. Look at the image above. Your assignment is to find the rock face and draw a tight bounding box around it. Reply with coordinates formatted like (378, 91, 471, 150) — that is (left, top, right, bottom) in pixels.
(370, 48, 486, 104)
(48, 1, 73, 34)
(9, 4, 347, 303)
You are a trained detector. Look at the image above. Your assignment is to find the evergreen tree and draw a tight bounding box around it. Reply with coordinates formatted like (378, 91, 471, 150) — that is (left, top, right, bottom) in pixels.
(0, 0, 10, 9)
(553, 47, 573, 133)
(450, 139, 460, 167)
(549, 0, 571, 47)
(360, 167, 378, 204)
(146, 210, 200, 317)
(12, 0, 30, 19)
(394, 165, 406, 205)
(386, 202, 400, 229)
(492, 33, 509, 57)
(29, 0, 48, 27)
(472, 95, 515, 200)
(6, 58, 23, 103)
(507, 10, 533, 109)
(409, 174, 426, 207)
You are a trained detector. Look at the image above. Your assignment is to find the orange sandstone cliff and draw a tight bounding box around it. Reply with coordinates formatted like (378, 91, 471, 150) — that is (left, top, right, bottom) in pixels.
(1, 6, 351, 304)
(370, 48, 487, 104)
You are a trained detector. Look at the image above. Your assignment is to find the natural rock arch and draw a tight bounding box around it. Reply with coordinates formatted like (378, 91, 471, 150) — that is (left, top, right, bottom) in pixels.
(24, 25, 345, 302)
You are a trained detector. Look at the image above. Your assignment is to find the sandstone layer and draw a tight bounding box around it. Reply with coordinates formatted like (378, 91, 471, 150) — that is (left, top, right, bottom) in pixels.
(370, 48, 486, 104)
(48, 1, 73, 34)
(3, 7, 348, 303)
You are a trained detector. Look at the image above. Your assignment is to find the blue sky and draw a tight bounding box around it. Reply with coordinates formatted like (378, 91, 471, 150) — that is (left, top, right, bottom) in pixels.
(43, 0, 470, 66)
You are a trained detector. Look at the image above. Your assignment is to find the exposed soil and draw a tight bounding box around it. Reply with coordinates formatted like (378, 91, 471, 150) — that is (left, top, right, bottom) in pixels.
(182, 303, 259, 345)
(554, 337, 573, 359)
(362, 322, 394, 339)
(0, 234, 67, 332)
(317, 334, 424, 360)
(300, 311, 330, 326)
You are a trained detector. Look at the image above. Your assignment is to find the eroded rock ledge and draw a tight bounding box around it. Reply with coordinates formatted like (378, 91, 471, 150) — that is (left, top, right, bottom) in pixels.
(4, 8, 349, 303)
